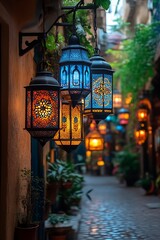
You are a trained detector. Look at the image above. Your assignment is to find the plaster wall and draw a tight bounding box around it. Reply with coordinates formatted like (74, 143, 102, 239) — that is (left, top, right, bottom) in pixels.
(0, 2, 35, 240)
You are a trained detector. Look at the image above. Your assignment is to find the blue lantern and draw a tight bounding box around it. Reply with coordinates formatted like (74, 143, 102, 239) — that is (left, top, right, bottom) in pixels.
(59, 34, 91, 107)
(84, 54, 113, 121)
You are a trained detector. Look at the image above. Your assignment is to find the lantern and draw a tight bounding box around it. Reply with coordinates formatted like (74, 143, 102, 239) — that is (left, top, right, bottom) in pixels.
(117, 108, 129, 125)
(25, 70, 60, 145)
(98, 120, 107, 135)
(59, 34, 91, 107)
(85, 130, 104, 151)
(84, 54, 113, 121)
(137, 105, 148, 122)
(89, 120, 97, 131)
(97, 160, 105, 166)
(54, 100, 83, 152)
(135, 128, 147, 145)
(113, 89, 122, 109)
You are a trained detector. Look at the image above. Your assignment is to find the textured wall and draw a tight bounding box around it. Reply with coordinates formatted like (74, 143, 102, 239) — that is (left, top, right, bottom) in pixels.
(0, 2, 35, 240)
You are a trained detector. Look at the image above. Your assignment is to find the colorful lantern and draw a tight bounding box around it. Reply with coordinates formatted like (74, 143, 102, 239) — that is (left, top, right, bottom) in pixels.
(54, 100, 83, 152)
(84, 54, 113, 121)
(25, 70, 60, 145)
(85, 130, 104, 151)
(59, 34, 91, 107)
(113, 89, 122, 109)
(117, 108, 129, 125)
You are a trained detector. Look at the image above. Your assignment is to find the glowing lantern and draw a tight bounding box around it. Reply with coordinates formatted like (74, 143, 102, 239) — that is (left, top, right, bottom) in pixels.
(85, 130, 104, 151)
(25, 70, 60, 145)
(54, 100, 83, 152)
(113, 89, 122, 109)
(89, 120, 97, 131)
(135, 128, 147, 145)
(59, 35, 91, 107)
(97, 160, 105, 166)
(86, 150, 91, 157)
(137, 105, 148, 122)
(84, 54, 113, 121)
(117, 108, 129, 125)
(98, 120, 107, 135)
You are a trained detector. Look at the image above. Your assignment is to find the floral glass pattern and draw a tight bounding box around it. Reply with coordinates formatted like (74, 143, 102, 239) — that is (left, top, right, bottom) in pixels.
(54, 101, 83, 149)
(26, 90, 59, 129)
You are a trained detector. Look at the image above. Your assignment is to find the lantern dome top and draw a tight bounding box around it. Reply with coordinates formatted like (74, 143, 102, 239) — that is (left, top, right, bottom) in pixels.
(30, 70, 60, 87)
(90, 54, 113, 71)
(68, 34, 80, 45)
(59, 37, 90, 63)
(118, 108, 129, 114)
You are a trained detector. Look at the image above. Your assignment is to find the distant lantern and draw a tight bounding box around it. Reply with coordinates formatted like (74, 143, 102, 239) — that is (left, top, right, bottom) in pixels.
(54, 100, 83, 152)
(59, 34, 91, 107)
(117, 108, 129, 125)
(98, 120, 107, 135)
(85, 130, 104, 151)
(89, 120, 97, 131)
(135, 128, 147, 145)
(113, 89, 122, 109)
(137, 105, 148, 122)
(25, 70, 60, 146)
(84, 54, 113, 121)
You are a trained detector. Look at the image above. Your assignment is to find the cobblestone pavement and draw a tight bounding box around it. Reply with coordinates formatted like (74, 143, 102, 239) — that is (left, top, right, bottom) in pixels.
(78, 175, 160, 240)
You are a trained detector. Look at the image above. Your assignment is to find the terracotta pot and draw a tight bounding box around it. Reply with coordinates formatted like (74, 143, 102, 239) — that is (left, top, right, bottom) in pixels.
(61, 181, 72, 190)
(48, 226, 72, 240)
(14, 224, 39, 240)
(46, 182, 60, 203)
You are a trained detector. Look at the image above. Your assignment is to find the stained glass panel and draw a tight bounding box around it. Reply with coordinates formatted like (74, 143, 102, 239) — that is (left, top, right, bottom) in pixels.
(61, 66, 69, 87)
(70, 65, 82, 88)
(32, 90, 58, 128)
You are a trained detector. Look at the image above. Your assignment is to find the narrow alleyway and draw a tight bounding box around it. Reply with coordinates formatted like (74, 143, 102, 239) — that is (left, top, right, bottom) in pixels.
(78, 175, 160, 240)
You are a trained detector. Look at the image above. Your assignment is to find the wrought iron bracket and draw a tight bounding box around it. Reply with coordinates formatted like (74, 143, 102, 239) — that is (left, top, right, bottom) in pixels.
(19, 0, 94, 56)
(19, 32, 44, 56)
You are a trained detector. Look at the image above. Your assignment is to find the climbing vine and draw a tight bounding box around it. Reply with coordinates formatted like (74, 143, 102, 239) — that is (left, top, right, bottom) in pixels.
(107, 22, 160, 103)
(45, 0, 111, 75)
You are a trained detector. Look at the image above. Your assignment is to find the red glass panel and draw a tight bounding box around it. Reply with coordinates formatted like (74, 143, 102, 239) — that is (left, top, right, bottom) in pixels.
(32, 90, 58, 128)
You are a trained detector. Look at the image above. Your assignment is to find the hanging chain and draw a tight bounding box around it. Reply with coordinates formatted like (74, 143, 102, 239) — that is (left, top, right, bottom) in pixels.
(94, 3, 98, 54)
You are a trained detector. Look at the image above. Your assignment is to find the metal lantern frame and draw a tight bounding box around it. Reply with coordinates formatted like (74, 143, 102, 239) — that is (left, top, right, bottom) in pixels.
(135, 123, 147, 145)
(25, 70, 61, 145)
(137, 104, 149, 122)
(117, 108, 130, 125)
(113, 89, 122, 109)
(54, 100, 83, 152)
(84, 54, 113, 121)
(59, 35, 91, 107)
(85, 129, 104, 151)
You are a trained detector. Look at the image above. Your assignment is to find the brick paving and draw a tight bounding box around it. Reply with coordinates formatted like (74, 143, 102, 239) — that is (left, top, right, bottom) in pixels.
(78, 175, 160, 240)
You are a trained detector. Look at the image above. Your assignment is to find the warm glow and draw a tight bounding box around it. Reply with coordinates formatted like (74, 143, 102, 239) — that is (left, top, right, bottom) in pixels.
(54, 101, 83, 151)
(137, 108, 148, 122)
(89, 120, 96, 131)
(113, 92, 122, 108)
(135, 129, 147, 145)
(118, 113, 129, 120)
(85, 130, 104, 151)
(98, 120, 107, 135)
(86, 151, 91, 157)
(97, 160, 105, 166)
(125, 93, 132, 106)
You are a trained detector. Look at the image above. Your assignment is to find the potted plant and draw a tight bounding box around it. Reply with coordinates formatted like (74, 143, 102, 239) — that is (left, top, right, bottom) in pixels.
(46, 213, 71, 240)
(46, 160, 65, 204)
(114, 150, 140, 186)
(15, 168, 44, 240)
(136, 172, 155, 195)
